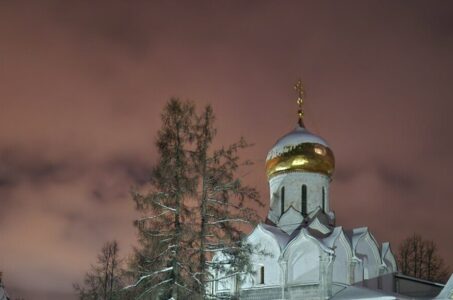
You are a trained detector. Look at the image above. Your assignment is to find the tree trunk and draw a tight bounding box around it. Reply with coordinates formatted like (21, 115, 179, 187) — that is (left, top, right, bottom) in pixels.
(198, 109, 211, 298)
(172, 121, 184, 300)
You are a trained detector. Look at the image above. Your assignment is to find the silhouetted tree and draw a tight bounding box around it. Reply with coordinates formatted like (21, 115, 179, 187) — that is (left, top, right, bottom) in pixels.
(74, 240, 123, 300)
(398, 234, 450, 283)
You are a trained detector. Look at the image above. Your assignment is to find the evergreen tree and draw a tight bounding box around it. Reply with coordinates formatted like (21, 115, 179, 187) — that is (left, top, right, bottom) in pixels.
(128, 99, 262, 299)
(122, 236, 167, 300)
(193, 106, 262, 298)
(130, 99, 197, 299)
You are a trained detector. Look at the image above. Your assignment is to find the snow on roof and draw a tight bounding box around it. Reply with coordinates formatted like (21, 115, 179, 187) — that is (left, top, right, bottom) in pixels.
(256, 221, 387, 261)
(308, 217, 332, 235)
(382, 242, 390, 255)
(435, 274, 453, 299)
(259, 223, 291, 251)
(259, 223, 335, 254)
(344, 227, 370, 252)
(285, 227, 335, 254)
(266, 125, 329, 160)
(330, 285, 400, 299)
(322, 227, 345, 248)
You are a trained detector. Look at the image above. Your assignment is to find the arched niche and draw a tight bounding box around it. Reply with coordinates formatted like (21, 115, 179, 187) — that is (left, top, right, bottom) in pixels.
(284, 229, 325, 285)
(352, 228, 382, 280)
(331, 229, 353, 284)
(381, 242, 397, 273)
(241, 224, 283, 288)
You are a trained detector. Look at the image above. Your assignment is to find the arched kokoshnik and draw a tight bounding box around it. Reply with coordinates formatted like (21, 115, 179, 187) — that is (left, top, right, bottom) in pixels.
(349, 227, 382, 281)
(242, 224, 286, 288)
(282, 228, 334, 285)
(322, 227, 354, 285)
(381, 242, 397, 273)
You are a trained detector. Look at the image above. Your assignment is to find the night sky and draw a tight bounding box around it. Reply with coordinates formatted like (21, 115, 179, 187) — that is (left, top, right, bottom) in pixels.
(1, 1, 453, 299)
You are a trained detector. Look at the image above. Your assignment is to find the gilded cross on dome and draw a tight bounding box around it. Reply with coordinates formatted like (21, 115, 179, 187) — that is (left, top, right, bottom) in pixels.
(294, 79, 305, 126)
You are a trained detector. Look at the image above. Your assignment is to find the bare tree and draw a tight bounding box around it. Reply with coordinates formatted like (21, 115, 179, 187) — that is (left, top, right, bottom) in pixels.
(74, 240, 123, 300)
(398, 234, 450, 283)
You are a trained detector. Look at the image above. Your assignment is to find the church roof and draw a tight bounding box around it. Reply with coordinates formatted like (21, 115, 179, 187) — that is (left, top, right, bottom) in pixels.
(344, 227, 378, 252)
(322, 227, 349, 249)
(434, 274, 453, 299)
(265, 125, 335, 178)
(252, 220, 390, 271)
(266, 125, 330, 160)
(259, 223, 291, 251)
(330, 285, 400, 299)
(257, 222, 345, 254)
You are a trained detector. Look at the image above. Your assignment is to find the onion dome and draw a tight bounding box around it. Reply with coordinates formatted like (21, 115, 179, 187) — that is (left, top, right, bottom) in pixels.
(265, 124, 335, 178)
(265, 80, 335, 178)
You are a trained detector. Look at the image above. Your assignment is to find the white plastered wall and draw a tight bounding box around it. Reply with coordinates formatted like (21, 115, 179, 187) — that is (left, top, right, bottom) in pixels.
(382, 243, 398, 273)
(332, 232, 353, 284)
(242, 226, 282, 288)
(355, 233, 382, 280)
(284, 230, 323, 284)
(268, 172, 331, 225)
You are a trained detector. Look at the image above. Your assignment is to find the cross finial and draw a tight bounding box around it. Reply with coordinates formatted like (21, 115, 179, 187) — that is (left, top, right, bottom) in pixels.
(294, 79, 305, 126)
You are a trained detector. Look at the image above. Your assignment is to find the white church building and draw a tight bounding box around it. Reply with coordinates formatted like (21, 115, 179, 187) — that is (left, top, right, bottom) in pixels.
(211, 82, 453, 300)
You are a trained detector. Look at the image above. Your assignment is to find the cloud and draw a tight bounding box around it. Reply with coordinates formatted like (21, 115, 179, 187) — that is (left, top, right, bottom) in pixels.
(0, 156, 141, 294)
(0, 147, 84, 188)
(102, 156, 152, 186)
(375, 164, 419, 191)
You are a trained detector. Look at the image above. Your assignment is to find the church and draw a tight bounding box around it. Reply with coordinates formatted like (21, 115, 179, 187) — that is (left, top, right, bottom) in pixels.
(211, 81, 453, 300)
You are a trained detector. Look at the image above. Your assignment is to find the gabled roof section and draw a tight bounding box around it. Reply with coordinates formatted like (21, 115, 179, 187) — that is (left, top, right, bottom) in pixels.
(345, 227, 377, 252)
(322, 227, 352, 251)
(306, 206, 335, 226)
(285, 227, 334, 254)
(345, 227, 381, 265)
(277, 206, 304, 234)
(330, 285, 399, 299)
(434, 273, 453, 299)
(254, 223, 291, 251)
(381, 242, 397, 272)
(308, 217, 332, 236)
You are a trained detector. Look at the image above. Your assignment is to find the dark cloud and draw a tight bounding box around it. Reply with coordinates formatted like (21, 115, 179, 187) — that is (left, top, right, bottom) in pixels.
(0, 147, 81, 187)
(49, 1, 153, 59)
(102, 156, 152, 185)
(333, 166, 362, 183)
(376, 164, 419, 191)
(0, 146, 151, 190)
(421, 3, 453, 43)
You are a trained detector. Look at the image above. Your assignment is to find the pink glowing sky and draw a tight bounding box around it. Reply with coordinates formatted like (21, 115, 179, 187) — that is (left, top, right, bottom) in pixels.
(1, 1, 453, 299)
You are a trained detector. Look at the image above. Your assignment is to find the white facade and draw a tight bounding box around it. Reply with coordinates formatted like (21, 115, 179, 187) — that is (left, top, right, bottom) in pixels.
(268, 172, 331, 228)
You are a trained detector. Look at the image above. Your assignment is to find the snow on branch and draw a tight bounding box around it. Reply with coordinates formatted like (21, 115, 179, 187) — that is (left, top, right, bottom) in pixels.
(207, 219, 251, 225)
(137, 210, 171, 222)
(123, 267, 173, 289)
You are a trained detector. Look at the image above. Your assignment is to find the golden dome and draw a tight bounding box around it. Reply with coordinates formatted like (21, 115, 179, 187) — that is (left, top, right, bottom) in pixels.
(265, 125, 335, 178)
